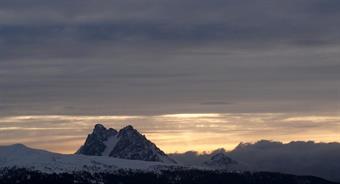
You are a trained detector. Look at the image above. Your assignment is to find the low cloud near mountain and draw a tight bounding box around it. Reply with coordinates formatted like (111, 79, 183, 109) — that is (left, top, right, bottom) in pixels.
(170, 140, 340, 182)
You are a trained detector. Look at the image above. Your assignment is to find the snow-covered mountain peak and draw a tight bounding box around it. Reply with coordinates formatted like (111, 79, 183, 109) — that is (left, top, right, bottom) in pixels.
(94, 123, 105, 130)
(118, 125, 138, 136)
(0, 144, 46, 155)
(93, 123, 106, 134)
(0, 144, 34, 157)
(76, 124, 117, 156)
(203, 152, 241, 171)
(120, 125, 134, 131)
(77, 124, 176, 164)
(210, 153, 235, 163)
(4, 143, 27, 150)
(92, 123, 117, 136)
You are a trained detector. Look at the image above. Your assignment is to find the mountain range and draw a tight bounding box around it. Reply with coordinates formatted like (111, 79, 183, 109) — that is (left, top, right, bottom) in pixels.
(171, 140, 340, 182)
(0, 143, 336, 184)
(0, 124, 339, 184)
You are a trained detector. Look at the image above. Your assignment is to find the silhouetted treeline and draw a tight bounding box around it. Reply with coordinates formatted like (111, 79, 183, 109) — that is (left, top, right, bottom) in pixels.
(0, 168, 337, 184)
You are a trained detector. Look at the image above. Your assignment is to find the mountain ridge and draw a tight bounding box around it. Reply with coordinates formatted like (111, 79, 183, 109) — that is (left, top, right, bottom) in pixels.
(0, 144, 337, 184)
(77, 124, 176, 164)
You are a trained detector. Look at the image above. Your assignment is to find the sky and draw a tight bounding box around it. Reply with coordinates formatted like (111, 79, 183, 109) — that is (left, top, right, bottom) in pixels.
(0, 0, 339, 153)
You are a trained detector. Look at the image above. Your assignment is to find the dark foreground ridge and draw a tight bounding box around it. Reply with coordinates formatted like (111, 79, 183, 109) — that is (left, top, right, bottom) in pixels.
(1, 168, 338, 184)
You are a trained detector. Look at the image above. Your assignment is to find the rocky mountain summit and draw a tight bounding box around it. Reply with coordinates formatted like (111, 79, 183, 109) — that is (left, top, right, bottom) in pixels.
(77, 124, 176, 164)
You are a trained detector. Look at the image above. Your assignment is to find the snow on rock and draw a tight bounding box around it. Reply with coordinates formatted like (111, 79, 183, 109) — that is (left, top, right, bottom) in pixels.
(102, 135, 119, 156)
(76, 124, 117, 156)
(77, 124, 176, 164)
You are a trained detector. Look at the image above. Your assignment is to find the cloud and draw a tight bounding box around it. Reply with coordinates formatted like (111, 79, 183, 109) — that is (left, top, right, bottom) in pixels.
(0, 0, 340, 116)
(171, 140, 340, 182)
(200, 101, 232, 106)
(0, 113, 339, 154)
(228, 140, 340, 182)
(0, 2, 339, 178)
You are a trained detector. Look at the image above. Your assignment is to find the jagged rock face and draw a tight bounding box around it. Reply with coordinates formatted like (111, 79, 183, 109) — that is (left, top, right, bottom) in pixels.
(77, 124, 176, 164)
(109, 125, 175, 163)
(76, 124, 117, 156)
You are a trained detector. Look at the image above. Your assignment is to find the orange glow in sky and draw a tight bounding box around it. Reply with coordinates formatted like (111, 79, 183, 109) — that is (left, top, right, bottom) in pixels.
(0, 113, 340, 154)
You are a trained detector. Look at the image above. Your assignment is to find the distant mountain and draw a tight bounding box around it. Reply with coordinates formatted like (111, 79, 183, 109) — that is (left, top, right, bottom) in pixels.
(203, 152, 240, 170)
(169, 150, 247, 171)
(228, 140, 340, 182)
(77, 124, 176, 164)
(171, 140, 340, 182)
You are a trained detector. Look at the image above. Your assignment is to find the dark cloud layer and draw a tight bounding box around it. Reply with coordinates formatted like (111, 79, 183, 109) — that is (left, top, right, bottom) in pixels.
(230, 140, 340, 182)
(170, 140, 340, 182)
(0, 0, 340, 115)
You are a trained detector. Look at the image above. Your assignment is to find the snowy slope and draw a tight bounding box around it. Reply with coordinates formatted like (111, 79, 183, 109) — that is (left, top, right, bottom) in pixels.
(102, 135, 119, 156)
(0, 144, 178, 174)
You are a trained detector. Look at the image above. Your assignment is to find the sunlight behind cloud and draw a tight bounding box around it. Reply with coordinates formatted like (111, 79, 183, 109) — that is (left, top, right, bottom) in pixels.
(0, 113, 339, 153)
(159, 114, 223, 118)
(283, 116, 340, 122)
